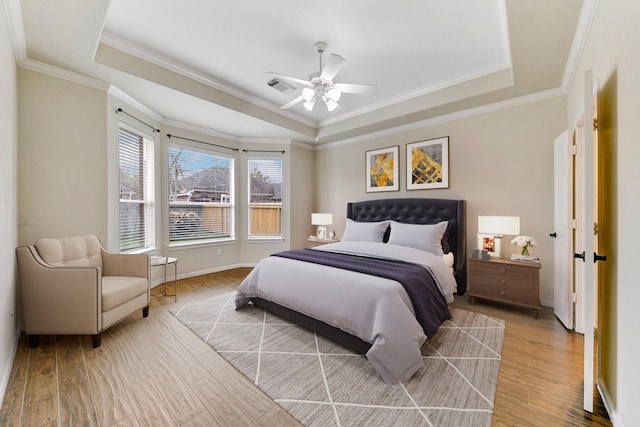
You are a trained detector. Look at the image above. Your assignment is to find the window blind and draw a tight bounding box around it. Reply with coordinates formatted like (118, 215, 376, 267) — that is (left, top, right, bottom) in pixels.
(119, 128, 155, 251)
(248, 158, 283, 238)
(168, 145, 234, 244)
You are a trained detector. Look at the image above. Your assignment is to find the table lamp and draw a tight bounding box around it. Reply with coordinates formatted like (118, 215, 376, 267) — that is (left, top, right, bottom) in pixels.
(311, 213, 333, 240)
(478, 215, 520, 258)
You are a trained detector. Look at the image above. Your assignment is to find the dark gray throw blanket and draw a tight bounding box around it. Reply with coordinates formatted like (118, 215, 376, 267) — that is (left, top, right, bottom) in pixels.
(271, 249, 451, 337)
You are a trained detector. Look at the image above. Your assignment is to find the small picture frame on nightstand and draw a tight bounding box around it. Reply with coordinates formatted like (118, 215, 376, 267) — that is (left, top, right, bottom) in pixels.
(477, 234, 500, 258)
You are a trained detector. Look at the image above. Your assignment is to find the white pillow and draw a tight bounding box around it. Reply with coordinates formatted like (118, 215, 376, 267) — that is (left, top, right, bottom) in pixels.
(342, 219, 389, 242)
(388, 220, 448, 256)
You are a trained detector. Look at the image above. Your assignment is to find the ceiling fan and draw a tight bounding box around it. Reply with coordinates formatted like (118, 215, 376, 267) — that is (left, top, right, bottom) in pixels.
(267, 41, 378, 112)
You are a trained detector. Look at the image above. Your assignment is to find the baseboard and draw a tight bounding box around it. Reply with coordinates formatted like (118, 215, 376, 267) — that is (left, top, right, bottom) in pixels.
(598, 379, 624, 426)
(150, 263, 256, 288)
(0, 324, 22, 411)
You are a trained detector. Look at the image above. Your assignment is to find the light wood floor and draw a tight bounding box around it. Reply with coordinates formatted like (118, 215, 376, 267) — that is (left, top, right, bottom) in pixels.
(0, 268, 611, 426)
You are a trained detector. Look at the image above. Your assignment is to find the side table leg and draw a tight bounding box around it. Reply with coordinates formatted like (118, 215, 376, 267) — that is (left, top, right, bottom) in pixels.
(173, 260, 178, 302)
(164, 263, 168, 297)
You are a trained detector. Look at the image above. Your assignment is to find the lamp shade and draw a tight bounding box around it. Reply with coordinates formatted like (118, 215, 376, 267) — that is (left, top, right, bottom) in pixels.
(325, 99, 338, 111)
(303, 99, 315, 111)
(302, 87, 316, 101)
(478, 215, 520, 236)
(311, 213, 333, 226)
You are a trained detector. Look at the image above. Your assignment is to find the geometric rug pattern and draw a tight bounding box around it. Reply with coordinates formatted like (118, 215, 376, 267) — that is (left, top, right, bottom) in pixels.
(171, 292, 505, 427)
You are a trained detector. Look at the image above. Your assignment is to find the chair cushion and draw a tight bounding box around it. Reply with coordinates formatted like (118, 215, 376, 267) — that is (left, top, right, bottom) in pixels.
(101, 276, 149, 312)
(36, 235, 103, 268)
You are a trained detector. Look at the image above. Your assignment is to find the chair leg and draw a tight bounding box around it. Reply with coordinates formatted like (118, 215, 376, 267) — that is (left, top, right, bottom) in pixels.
(28, 335, 40, 348)
(142, 306, 149, 318)
(91, 333, 102, 348)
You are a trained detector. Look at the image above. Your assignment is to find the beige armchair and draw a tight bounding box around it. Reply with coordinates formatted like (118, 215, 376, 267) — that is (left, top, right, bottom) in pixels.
(16, 234, 150, 348)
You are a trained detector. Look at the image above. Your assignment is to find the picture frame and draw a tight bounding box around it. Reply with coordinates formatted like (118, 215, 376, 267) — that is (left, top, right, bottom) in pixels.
(406, 136, 449, 190)
(365, 146, 399, 192)
(477, 233, 500, 258)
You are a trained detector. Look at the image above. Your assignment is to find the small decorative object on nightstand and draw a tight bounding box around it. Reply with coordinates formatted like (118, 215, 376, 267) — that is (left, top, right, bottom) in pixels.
(510, 235, 539, 262)
(468, 256, 541, 318)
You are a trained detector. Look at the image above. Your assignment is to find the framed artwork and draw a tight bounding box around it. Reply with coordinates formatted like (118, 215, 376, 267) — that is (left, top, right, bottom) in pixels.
(406, 136, 449, 190)
(366, 146, 399, 192)
(477, 233, 500, 258)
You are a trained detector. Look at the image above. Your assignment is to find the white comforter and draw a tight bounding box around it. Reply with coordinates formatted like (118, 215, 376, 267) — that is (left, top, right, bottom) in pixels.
(235, 241, 456, 383)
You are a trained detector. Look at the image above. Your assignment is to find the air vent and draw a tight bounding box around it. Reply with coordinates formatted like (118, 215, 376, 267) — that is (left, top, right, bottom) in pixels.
(267, 78, 295, 94)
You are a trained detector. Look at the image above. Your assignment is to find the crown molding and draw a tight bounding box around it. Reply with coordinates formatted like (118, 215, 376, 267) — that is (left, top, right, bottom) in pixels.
(561, 0, 599, 92)
(318, 87, 566, 150)
(3, 0, 26, 62)
(19, 58, 109, 91)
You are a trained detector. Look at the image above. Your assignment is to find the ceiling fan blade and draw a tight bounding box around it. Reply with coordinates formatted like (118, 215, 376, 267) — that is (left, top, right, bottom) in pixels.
(280, 94, 305, 110)
(266, 72, 312, 87)
(320, 54, 345, 81)
(333, 83, 378, 95)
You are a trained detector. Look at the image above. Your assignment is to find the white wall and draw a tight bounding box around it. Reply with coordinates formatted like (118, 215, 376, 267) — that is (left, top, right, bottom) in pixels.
(315, 96, 567, 306)
(566, 1, 640, 425)
(18, 69, 108, 245)
(289, 143, 315, 249)
(0, 0, 19, 407)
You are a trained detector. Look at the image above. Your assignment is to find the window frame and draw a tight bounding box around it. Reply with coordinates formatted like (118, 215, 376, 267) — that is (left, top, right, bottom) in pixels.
(167, 142, 235, 247)
(247, 155, 283, 240)
(117, 124, 156, 253)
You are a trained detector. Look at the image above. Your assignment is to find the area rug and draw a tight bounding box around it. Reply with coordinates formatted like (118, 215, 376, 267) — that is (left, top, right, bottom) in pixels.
(171, 292, 505, 427)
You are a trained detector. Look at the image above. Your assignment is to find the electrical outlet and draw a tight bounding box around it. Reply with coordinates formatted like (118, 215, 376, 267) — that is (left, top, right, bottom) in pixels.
(216, 248, 222, 256)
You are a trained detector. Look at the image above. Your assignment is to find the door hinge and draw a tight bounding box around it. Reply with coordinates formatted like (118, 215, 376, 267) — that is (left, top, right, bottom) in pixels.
(593, 118, 598, 131)
(594, 222, 599, 236)
(572, 293, 578, 303)
(572, 144, 578, 155)
(572, 219, 577, 229)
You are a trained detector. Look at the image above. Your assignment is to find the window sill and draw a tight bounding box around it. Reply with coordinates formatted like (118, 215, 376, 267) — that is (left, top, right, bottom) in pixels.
(168, 238, 236, 251)
(246, 237, 285, 243)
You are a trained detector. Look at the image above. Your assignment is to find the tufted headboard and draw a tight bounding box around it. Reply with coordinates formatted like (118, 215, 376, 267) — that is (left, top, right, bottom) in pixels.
(347, 198, 466, 295)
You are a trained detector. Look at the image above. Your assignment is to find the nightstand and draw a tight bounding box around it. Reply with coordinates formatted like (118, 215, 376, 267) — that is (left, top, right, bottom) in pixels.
(306, 237, 339, 247)
(467, 256, 542, 318)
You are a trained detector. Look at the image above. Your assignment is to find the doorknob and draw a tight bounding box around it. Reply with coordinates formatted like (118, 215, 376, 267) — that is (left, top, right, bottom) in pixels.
(574, 251, 585, 262)
(594, 253, 607, 263)
(549, 232, 557, 238)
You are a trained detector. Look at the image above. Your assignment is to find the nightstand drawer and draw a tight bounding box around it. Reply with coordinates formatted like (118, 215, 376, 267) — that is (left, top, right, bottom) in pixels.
(470, 279, 536, 306)
(471, 261, 534, 281)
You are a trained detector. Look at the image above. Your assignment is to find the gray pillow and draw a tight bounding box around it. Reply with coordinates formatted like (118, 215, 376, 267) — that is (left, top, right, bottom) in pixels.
(342, 219, 390, 242)
(388, 220, 448, 256)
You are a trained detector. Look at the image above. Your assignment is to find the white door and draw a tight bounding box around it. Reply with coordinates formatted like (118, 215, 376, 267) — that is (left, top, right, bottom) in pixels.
(574, 126, 586, 335)
(553, 130, 573, 329)
(581, 69, 596, 413)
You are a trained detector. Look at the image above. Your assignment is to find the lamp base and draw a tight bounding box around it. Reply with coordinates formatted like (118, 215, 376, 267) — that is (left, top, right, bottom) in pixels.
(316, 226, 327, 240)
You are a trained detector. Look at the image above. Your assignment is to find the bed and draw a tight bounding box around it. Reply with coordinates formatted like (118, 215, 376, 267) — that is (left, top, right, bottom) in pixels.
(235, 197, 466, 383)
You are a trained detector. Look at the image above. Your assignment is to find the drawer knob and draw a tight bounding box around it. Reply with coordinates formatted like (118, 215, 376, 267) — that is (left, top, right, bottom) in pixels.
(498, 268, 506, 273)
(499, 290, 506, 296)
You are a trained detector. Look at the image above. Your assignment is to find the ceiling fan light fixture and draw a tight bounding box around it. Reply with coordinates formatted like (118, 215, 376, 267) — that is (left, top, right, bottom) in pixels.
(303, 99, 315, 111)
(325, 98, 338, 111)
(302, 87, 316, 101)
(326, 87, 342, 102)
